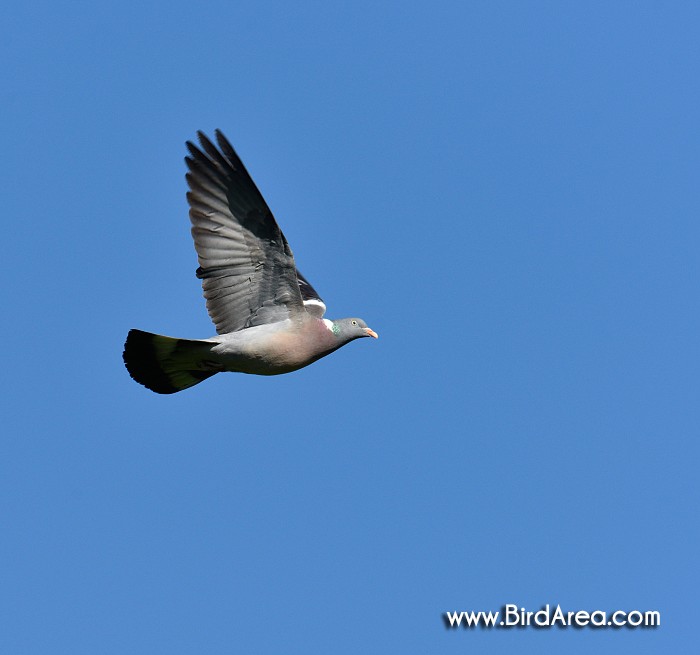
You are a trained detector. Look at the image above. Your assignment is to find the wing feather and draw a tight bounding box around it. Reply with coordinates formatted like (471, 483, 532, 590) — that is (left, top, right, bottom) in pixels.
(186, 130, 306, 333)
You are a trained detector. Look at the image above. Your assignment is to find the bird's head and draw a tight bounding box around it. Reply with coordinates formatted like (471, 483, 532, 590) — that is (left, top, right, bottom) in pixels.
(324, 318, 378, 342)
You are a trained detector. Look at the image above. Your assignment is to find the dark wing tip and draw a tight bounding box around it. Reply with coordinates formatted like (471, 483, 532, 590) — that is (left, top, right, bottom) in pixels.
(190, 129, 232, 152)
(197, 130, 215, 150)
(195, 130, 233, 171)
(215, 129, 233, 151)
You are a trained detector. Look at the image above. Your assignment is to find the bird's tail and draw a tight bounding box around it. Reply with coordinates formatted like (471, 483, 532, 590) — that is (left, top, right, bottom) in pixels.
(123, 329, 218, 394)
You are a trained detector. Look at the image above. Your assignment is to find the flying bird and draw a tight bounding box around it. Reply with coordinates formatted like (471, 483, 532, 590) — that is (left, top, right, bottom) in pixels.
(123, 130, 377, 394)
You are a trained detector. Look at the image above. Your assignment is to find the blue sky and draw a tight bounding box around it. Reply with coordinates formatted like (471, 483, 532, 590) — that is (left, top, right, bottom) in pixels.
(1, 1, 696, 653)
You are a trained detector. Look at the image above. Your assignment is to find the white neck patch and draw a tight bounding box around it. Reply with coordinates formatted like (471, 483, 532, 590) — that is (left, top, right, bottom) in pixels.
(322, 319, 334, 332)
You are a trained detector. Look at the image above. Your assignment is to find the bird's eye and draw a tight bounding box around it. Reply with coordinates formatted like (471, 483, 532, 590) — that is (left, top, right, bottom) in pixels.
(352, 320, 357, 326)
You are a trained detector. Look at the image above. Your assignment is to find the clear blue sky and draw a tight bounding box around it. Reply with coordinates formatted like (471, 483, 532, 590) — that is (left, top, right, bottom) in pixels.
(1, 2, 696, 653)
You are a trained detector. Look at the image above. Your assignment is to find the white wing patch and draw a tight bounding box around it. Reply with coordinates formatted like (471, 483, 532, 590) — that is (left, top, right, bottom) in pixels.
(304, 298, 327, 318)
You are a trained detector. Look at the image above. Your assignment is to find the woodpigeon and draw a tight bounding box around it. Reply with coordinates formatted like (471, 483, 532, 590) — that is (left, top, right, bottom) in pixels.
(123, 130, 378, 394)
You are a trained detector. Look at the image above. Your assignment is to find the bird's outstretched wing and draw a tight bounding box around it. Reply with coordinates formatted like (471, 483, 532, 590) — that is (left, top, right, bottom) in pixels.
(186, 130, 305, 333)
